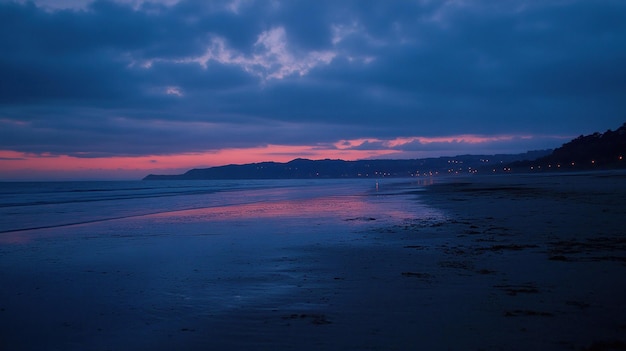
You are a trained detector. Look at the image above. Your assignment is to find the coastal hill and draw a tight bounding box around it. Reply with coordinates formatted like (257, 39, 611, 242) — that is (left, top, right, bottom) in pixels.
(509, 122, 626, 172)
(143, 122, 626, 180)
(143, 151, 549, 180)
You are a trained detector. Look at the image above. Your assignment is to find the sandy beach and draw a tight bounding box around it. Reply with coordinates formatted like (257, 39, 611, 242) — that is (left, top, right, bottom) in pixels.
(409, 172, 626, 350)
(251, 171, 626, 350)
(1, 173, 625, 350)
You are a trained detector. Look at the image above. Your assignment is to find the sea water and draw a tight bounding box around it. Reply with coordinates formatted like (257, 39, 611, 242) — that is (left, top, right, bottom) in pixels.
(0, 178, 440, 350)
(0, 178, 437, 235)
(0, 179, 324, 234)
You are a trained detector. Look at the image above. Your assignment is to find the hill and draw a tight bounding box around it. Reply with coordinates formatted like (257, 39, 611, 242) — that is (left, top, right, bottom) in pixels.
(144, 122, 626, 180)
(143, 151, 550, 180)
(509, 122, 626, 172)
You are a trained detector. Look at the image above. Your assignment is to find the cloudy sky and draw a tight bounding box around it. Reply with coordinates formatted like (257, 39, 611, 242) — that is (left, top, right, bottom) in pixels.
(1, 0, 625, 180)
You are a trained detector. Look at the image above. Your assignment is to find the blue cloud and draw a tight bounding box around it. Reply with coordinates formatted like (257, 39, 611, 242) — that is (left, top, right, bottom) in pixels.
(0, 0, 625, 159)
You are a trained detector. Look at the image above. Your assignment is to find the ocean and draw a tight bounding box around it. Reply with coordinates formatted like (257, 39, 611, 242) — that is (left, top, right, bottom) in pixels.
(6, 176, 621, 350)
(0, 179, 435, 235)
(0, 178, 441, 350)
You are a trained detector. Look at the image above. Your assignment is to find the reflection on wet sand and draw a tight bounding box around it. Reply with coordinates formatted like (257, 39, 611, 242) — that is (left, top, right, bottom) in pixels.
(145, 193, 432, 225)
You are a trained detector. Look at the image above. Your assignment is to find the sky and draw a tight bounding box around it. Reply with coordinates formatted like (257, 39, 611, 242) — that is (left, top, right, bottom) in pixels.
(1, 0, 625, 180)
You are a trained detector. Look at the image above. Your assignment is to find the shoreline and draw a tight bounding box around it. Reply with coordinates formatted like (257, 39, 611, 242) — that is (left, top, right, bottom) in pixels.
(264, 171, 626, 350)
(171, 172, 626, 350)
(1, 174, 625, 350)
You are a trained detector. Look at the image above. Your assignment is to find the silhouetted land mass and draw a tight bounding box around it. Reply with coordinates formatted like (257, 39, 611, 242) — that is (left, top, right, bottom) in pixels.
(144, 122, 626, 180)
(508, 122, 626, 172)
(143, 122, 626, 180)
(143, 151, 550, 180)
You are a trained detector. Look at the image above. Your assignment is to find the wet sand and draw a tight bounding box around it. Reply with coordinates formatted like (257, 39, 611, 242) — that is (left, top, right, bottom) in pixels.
(1, 173, 625, 350)
(257, 172, 626, 350)
(414, 171, 626, 350)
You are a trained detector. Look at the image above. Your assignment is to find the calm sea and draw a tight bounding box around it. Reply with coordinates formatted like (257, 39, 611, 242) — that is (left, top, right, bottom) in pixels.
(0, 178, 441, 350)
(0, 178, 431, 235)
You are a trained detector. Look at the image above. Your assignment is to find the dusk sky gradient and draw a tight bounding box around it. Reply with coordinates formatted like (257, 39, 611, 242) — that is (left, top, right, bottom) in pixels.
(1, 0, 625, 180)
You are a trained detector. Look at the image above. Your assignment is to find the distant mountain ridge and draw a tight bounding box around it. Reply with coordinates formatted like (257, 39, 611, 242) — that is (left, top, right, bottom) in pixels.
(143, 150, 550, 180)
(143, 122, 626, 180)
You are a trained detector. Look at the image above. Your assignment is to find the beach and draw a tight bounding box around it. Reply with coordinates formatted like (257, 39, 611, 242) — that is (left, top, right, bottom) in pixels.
(1, 174, 625, 350)
(411, 172, 626, 350)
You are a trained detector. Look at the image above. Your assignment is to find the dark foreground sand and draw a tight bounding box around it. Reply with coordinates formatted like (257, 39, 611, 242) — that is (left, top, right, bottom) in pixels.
(261, 171, 626, 351)
(156, 172, 625, 350)
(409, 172, 626, 350)
(1, 172, 625, 350)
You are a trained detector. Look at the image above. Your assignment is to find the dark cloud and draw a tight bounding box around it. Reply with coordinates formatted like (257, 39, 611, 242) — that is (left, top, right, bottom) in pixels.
(0, 0, 625, 160)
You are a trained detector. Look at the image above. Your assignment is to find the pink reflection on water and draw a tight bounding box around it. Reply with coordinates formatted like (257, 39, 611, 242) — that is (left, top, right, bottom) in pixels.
(146, 194, 419, 225)
(0, 233, 33, 245)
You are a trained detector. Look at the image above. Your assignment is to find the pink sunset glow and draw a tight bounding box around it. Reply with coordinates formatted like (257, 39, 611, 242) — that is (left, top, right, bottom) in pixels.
(0, 133, 561, 180)
(0, 145, 395, 180)
(385, 135, 532, 146)
(1, 0, 622, 181)
(334, 135, 534, 150)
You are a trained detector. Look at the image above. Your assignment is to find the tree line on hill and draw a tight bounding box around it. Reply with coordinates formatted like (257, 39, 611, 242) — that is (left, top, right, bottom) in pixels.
(509, 122, 626, 172)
